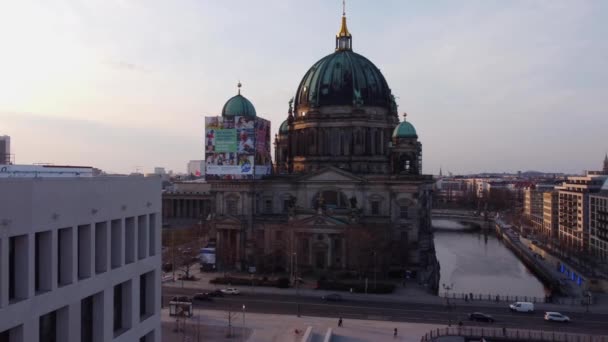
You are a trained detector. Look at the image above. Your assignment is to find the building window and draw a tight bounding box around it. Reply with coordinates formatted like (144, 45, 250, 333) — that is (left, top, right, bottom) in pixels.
(226, 200, 238, 215)
(140, 271, 155, 321)
(125, 217, 135, 264)
(371, 201, 380, 215)
(111, 219, 123, 269)
(39, 310, 57, 342)
(9, 235, 30, 301)
(283, 200, 290, 213)
(0, 325, 22, 342)
(275, 230, 283, 241)
(81, 295, 94, 342)
(114, 280, 132, 336)
(149, 213, 157, 257)
(138, 215, 148, 260)
(36, 231, 53, 292)
(78, 225, 92, 279)
(265, 200, 272, 213)
(400, 206, 409, 219)
(95, 222, 108, 274)
(58, 228, 73, 287)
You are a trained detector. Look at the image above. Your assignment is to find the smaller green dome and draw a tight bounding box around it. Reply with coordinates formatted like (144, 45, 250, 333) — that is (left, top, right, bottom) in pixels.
(279, 119, 289, 134)
(392, 121, 418, 139)
(222, 94, 256, 118)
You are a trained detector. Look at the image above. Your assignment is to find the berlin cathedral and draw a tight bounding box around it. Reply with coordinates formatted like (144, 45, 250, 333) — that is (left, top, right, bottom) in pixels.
(163, 9, 438, 287)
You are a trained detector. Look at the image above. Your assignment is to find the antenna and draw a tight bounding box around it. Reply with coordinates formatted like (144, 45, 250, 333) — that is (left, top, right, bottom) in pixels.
(343, 0, 346, 16)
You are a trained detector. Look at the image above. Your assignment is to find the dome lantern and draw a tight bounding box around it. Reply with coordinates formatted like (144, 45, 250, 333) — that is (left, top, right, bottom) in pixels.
(336, 1, 352, 51)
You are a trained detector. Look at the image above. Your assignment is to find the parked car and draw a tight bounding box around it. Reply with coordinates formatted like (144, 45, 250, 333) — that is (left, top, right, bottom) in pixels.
(468, 312, 495, 323)
(193, 293, 213, 301)
(544, 312, 570, 322)
(322, 293, 343, 302)
(509, 302, 534, 313)
(220, 288, 240, 295)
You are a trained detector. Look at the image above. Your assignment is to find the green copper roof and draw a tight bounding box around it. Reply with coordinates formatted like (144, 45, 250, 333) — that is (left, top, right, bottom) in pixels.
(222, 94, 256, 118)
(279, 119, 289, 134)
(392, 121, 417, 139)
(294, 50, 392, 109)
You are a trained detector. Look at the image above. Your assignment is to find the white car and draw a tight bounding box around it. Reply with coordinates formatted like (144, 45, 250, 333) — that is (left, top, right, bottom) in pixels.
(220, 288, 240, 295)
(544, 312, 570, 322)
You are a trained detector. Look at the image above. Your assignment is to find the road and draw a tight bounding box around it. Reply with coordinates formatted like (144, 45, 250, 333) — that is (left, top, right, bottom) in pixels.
(163, 287, 608, 335)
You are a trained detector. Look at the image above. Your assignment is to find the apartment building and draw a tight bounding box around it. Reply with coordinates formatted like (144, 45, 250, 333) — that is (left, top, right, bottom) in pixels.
(0, 176, 161, 342)
(542, 191, 559, 240)
(556, 172, 607, 251)
(589, 188, 608, 260)
(524, 184, 554, 233)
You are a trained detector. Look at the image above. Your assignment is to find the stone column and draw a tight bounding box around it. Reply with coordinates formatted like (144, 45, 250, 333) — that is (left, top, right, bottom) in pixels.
(236, 231, 241, 266)
(327, 237, 332, 268)
(342, 238, 346, 269)
(308, 236, 313, 265)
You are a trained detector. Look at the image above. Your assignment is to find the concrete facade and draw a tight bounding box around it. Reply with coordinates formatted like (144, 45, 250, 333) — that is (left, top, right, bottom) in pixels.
(0, 176, 162, 342)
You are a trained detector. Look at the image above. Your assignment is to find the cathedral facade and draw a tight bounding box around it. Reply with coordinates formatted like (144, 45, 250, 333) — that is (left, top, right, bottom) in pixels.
(205, 12, 438, 286)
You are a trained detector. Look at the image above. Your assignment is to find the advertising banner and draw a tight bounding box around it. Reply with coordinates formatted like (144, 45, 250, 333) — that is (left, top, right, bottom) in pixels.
(205, 115, 271, 179)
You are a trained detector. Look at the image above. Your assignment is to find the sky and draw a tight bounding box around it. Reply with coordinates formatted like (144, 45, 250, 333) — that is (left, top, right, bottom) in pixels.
(1, 0, 607, 175)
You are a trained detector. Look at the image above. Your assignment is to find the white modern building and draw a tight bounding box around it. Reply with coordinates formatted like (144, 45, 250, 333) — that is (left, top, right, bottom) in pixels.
(187, 160, 204, 177)
(0, 164, 94, 178)
(0, 176, 162, 342)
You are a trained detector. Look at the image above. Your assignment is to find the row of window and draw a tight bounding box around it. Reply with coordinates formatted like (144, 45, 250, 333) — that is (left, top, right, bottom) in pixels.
(4, 214, 156, 305)
(0, 271, 156, 342)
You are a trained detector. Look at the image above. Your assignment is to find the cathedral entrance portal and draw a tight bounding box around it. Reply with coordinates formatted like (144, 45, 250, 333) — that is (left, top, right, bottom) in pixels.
(315, 251, 326, 269)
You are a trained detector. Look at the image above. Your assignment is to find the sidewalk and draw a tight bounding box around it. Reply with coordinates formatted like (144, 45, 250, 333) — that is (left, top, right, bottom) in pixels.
(161, 307, 444, 342)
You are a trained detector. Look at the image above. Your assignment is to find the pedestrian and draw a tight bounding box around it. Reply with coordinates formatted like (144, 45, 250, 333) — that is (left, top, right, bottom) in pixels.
(502, 326, 506, 336)
(394, 328, 398, 338)
(338, 317, 343, 327)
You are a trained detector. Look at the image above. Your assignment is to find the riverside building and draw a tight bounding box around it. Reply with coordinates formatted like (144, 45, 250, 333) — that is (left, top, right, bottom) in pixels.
(0, 175, 161, 342)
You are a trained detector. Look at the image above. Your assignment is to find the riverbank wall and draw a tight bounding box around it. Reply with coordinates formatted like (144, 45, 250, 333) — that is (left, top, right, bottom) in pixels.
(494, 223, 563, 296)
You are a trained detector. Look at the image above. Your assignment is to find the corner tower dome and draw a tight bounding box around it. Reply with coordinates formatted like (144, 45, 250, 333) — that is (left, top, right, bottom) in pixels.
(222, 82, 257, 118)
(393, 113, 418, 139)
(293, 7, 393, 113)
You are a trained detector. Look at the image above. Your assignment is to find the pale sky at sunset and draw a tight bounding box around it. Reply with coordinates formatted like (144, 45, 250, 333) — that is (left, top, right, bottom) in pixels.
(1, 0, 607, 175)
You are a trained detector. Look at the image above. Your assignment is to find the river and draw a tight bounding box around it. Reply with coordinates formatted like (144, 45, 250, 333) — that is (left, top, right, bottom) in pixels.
(433, 219, 549, 298)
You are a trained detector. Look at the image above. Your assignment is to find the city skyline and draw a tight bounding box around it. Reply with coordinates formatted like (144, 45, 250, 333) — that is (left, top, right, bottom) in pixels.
(1, 0, 607, 174)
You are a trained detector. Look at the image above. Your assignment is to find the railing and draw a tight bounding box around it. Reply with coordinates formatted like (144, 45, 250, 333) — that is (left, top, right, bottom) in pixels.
(438, 292, 592, 306)
(420, 327, 608, 342)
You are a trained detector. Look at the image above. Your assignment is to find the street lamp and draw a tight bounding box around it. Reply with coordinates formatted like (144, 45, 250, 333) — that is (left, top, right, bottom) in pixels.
(242, 304, 246, 342)
(293, 252, 301, 317)
(373, 250, 377, 290)
(442, 283, 455, 308)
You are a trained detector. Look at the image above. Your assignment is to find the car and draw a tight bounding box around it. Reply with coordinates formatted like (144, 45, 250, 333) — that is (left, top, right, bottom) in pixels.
(207, 290, 224, 297)
(544, 312, 570, 322)
(468, 312, 495, 323)
(220, 288, 240, 295)
(509, 302, 534, 313)
(322, 293, 343, 302)
(193, 293, 213, 301)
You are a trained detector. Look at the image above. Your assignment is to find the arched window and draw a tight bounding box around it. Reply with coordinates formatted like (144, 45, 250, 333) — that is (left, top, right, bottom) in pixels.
(312, 190, 348, 209)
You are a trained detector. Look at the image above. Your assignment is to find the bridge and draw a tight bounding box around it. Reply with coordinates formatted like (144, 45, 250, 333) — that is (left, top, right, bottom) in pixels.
(431, 209, 493, 227)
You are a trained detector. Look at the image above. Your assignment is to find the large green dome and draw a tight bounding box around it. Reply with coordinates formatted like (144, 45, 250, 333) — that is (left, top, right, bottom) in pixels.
(222, 94, 256, 118)
(294, 50, 392, 109)
(392, 120, 417, 139)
